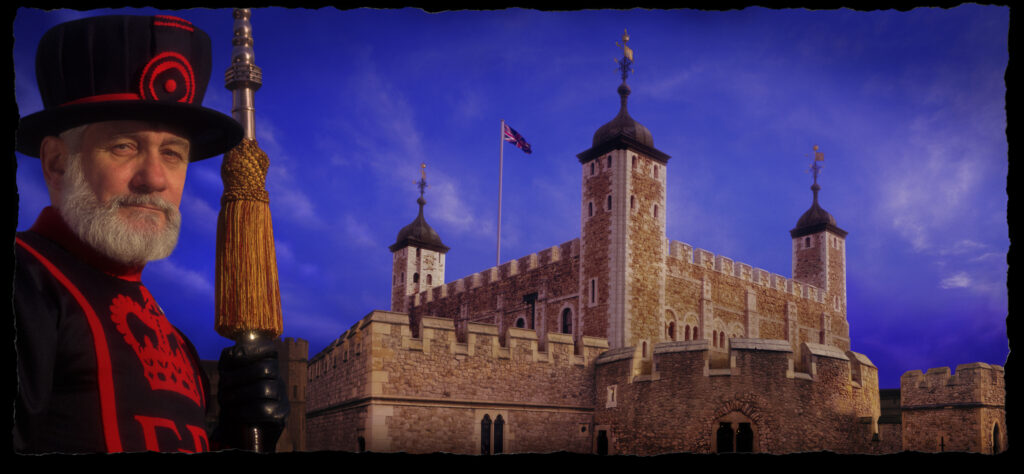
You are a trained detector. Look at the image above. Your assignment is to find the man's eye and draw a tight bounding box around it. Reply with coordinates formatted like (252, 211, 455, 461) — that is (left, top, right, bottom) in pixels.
(110, 143, 136, 155)
(163, 149, 187, 162)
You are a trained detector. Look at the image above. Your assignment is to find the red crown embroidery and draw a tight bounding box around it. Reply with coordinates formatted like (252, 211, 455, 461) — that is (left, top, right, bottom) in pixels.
(109, 292, 202, 405)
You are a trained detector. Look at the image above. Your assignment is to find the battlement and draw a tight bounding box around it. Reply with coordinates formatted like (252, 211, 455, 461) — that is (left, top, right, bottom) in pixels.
(596, 337, 875, 389)
(410, 238, 580, 307)
(668, 239, 826, 303)
(311, 308, 607, 367)
(900, 362, 1005, 408)
(307, 309, 608, 416)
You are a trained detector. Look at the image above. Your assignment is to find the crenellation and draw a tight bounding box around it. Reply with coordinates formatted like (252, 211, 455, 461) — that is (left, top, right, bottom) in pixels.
(735, 262, 752, 281)
(753, 268, 770, 286)
(714, 255, 733, 275)
(694, 248, 714, 268)
(772, 273, 786, 290)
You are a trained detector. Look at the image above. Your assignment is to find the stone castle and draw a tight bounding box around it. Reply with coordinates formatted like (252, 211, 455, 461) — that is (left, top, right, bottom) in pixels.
(303, 40, 1006, 454)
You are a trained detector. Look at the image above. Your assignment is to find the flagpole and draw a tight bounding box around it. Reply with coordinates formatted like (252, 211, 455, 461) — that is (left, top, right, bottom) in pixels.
(497, 119, 504, 267)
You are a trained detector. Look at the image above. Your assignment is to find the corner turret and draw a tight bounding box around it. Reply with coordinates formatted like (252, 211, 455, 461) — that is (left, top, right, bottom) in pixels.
(391, 164, 448, 312)
(790, 146, 847, 317)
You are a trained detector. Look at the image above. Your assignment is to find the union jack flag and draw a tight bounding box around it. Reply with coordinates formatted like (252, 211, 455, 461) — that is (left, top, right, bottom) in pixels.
(503, 122, 532, 154)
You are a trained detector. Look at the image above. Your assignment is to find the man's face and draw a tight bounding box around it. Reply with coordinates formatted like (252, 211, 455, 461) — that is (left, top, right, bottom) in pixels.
(49, 120, 192, 265)
(77, 120, 190, 230)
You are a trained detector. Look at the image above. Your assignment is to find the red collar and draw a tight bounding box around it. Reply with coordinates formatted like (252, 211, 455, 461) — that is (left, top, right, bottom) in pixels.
(28, 206, 144, 281)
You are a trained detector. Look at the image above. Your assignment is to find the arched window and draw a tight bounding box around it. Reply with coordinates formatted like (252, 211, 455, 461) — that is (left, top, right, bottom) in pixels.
(736, 423, 754, 452)
(716, 423, 733, 453)
(590, 162, 595, 175)
(994, 423, 1001, 453)
(413, 273, 419, 283)
(607, 155, 612, 168)
(589, 202, 593, 217)
(714, 412, 757, 453)
(712, 330, 718, 347)
(426, 274, 432, 285)
(494, 415, 505, 454)
(654, 205, 658, 218)
(631, 155, 637, 169)
(720, 332, 725, 348)
(607, 195, 612, 210)
(515, 317, 526, 328)
(416, 248, 421, 258)
(357, 436, 366, 453)
(685, 325, 690, 341)
(642, 341, 648, 357)
(653, 166, 658, 179)
(630, 195, 635, 210)
(561, 308, 572, 334)
(481, 415, 492, 454)
(668, 321, 676, 341)
(805, 236, 811, 248)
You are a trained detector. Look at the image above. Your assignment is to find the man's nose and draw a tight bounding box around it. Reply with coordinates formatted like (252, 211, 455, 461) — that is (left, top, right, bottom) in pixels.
(128, 148, 168, 193)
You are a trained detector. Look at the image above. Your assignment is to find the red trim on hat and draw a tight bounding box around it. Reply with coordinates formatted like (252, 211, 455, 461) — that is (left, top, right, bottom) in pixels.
(63, 93, 142, 106)
(154, 15, 194, 32)
(139, 52, 196, 104)
(16, 237, 124, 453)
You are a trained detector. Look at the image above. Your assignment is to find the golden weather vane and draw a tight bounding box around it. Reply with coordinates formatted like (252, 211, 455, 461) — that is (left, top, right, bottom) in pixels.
(615, 29, 634, 81)
(806, 145, 825, 185)
(416, 162, 428, 198)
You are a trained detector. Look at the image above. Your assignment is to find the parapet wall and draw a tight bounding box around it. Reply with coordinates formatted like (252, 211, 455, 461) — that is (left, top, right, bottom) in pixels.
(306, 309, 607, 453)
(669, 240, 825, 304)
(411, 238, 579, 308)
(407, 238, 583, 343)
(901, 362, 1005, 408)
(597, 338, 876, 390)
(593, 338, 881, 454)
(308, 309, 608, 414)
(899, 363, 1007, 453)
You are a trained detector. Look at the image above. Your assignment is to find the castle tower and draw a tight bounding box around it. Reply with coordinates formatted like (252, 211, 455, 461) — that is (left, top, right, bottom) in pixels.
(790, 148, 848, 317)
(390, 164, 449, 313)
(576, 31, 671, 350)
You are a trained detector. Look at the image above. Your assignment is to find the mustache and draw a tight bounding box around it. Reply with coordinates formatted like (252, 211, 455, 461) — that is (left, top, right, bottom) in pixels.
(111, 194, 177, 217)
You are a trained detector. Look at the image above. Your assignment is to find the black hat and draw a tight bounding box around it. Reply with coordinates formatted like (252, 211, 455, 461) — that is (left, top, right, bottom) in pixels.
(16, 14, 243, 161)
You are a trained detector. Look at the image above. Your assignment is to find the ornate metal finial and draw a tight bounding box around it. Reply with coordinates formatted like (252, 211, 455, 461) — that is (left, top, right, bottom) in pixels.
(615, 29, 634, 82)
(415, 162, 428, 199)
(807, 144, 824, 187)
(225, 8, 263, 140)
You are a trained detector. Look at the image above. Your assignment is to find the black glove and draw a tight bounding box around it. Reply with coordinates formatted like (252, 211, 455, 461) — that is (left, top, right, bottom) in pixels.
(213, 336, 290, 452)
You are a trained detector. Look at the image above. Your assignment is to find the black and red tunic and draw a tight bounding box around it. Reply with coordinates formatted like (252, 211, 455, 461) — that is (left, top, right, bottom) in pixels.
(14, 207, 210, 453)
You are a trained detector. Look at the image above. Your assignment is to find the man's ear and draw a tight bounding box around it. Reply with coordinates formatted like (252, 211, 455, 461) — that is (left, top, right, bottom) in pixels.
(40, 136, 67, 200)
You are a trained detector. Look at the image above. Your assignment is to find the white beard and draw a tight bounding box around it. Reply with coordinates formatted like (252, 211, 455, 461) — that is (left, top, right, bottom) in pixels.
(58, 153, 182, 266)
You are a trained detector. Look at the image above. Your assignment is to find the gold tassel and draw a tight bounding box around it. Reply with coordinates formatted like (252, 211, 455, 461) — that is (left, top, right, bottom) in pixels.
(215, 138, 283, 339)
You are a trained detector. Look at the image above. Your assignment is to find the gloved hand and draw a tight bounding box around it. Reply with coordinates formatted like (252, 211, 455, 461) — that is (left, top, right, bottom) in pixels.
(212, 336, 290, 452)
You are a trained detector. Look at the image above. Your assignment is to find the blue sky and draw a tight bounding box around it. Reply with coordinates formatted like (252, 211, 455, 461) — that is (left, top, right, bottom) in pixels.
(12, 7, 1009, 388)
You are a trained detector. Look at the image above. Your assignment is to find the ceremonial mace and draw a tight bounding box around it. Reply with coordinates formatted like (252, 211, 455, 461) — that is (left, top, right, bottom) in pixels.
(216, 8, 283, 452)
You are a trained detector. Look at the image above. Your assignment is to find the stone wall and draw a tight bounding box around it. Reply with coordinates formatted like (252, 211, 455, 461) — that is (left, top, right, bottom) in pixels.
(663, 240, 848, 371)
(593, 338, 881, 454)
(407, 239, 581, 351)
(900, 363, 1007, 453)
(625, 152, 666, 353)
(306, 310, 608, 453)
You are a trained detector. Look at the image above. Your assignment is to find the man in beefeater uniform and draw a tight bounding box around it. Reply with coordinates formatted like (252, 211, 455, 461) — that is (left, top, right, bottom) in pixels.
(14, 14, 285, 453)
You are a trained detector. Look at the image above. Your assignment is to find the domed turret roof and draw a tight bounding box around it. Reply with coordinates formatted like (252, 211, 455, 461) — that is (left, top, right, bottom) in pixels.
(390, 196, 449, 253)
(592, 83, 654, 148)
(790, 183, 847, 238)
(577, 82, 670, 164)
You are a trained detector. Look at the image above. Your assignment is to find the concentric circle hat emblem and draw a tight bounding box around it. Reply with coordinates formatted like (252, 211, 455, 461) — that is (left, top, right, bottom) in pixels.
(139, 51, 196, 103)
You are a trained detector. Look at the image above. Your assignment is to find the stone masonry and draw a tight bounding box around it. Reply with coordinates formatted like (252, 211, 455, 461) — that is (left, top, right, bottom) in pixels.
(305, 53, 1005, 454)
